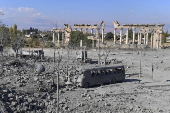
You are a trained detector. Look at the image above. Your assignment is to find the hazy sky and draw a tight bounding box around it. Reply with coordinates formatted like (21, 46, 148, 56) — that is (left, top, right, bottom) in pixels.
(0, 0, 170, 32)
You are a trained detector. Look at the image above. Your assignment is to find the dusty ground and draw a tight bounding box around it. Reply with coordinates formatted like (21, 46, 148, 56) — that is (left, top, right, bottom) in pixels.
(1, 48, 170, 113)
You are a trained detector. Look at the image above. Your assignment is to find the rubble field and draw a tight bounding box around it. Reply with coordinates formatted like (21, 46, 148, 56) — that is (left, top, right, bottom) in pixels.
(1, 48, 170, 113)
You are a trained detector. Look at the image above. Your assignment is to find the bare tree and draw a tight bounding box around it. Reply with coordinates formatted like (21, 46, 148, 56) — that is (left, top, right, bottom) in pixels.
(0, 12, 4, 24)
(11, 37, 25, 57)
(0, 12, 11, 56)
(0, 24, 10, 56)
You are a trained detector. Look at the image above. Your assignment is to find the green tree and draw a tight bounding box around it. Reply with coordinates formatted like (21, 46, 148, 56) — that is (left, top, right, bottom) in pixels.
(24, 38, 32, 47)
(47, 35, 53, 41)
(13, 24, 17, 35)
(9, 27, 13, 36)
(45, 41, 55, 48)
(17, 30, 23, 36)
(0, 12, 10, 48)
(24, 37, 40, 47)
(162, 31, 169, 43)
(22, 29, 25, 35)
(128, 29, 133, 39)
(105, 32, 113, 40)
(0, 25, 10, 47)
(32, 38, 40, 47)
(69, 31, 92, 47)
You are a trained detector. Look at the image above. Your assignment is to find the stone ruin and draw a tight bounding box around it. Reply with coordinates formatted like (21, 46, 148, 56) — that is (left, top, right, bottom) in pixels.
(51, 21, 105, 47)
(51, 21, 165, 49)
(113, 21, 164, 49)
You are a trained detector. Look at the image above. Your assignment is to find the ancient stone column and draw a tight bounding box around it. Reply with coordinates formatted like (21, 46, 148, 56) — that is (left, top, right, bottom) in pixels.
(92, 39, 94, 48)
(133, 28, 136, 44)
(102, 28, 104, 43)
(146, 33, 149, 45)
(157, 33, 160, 49)
(153, 33, 157, 49)
(80, 28, 82, 32)
(62, 32, 64, 46)
(138, 33, 140, 44)
(91, 29, 93, 34)
(114, 28, 117, 44)
(139, 33, 142, 44)
(85, 28, 88, 33)
(53, 32, 55, 43)
(58, 32, 60, 44)
(143, 33, 146, 44)
(80, 40, 82, 47)
(126, 28, 129, 44)
(96, 28, 99, 39)
(159, 33, 162, 48)
(120, 28, 123, 45)
(151, 33, 153, 48)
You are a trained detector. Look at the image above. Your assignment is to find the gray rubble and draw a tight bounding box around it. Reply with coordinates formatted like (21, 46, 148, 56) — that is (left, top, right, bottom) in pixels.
(0, 48, 170, 112)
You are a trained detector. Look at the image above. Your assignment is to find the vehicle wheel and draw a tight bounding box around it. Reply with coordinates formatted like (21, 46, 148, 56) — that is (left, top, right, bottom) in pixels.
(84, 82, 89, 88)
(111, 78, 116, 84)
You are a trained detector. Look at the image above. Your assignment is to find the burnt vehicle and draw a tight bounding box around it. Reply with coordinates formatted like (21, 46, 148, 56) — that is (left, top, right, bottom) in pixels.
(74, 65, 125, 88)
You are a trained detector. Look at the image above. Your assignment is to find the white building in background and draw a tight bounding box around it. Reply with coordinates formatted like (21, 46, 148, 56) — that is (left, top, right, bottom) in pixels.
(25, 34, 30, 38)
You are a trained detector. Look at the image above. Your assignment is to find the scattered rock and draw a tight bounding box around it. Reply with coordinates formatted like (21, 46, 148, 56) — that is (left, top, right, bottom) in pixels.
(36, 64, 45, 74)
(34, 77, 38, 81)
(11, 101, 17, 106)
(105, 102, 111, 106)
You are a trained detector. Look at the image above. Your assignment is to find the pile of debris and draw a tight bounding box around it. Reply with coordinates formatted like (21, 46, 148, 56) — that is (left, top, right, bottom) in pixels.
(0, 87, 46, 112)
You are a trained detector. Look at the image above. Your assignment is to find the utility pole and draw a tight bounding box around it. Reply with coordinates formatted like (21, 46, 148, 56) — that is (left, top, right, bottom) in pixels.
(56, 51, 60, 113)
(84, 47, 86, 62)
(139, 51, 142, 82)
(42, 36, 44, 51)
(139, 59, 141, 82)
(41, 36, 44, 60)
(152, 64, 154, 80)
(53, 48, 56, 85)
(97, 28, 100, 66)
(67, 46, 69, 78)
(97, 21, 104, 66)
